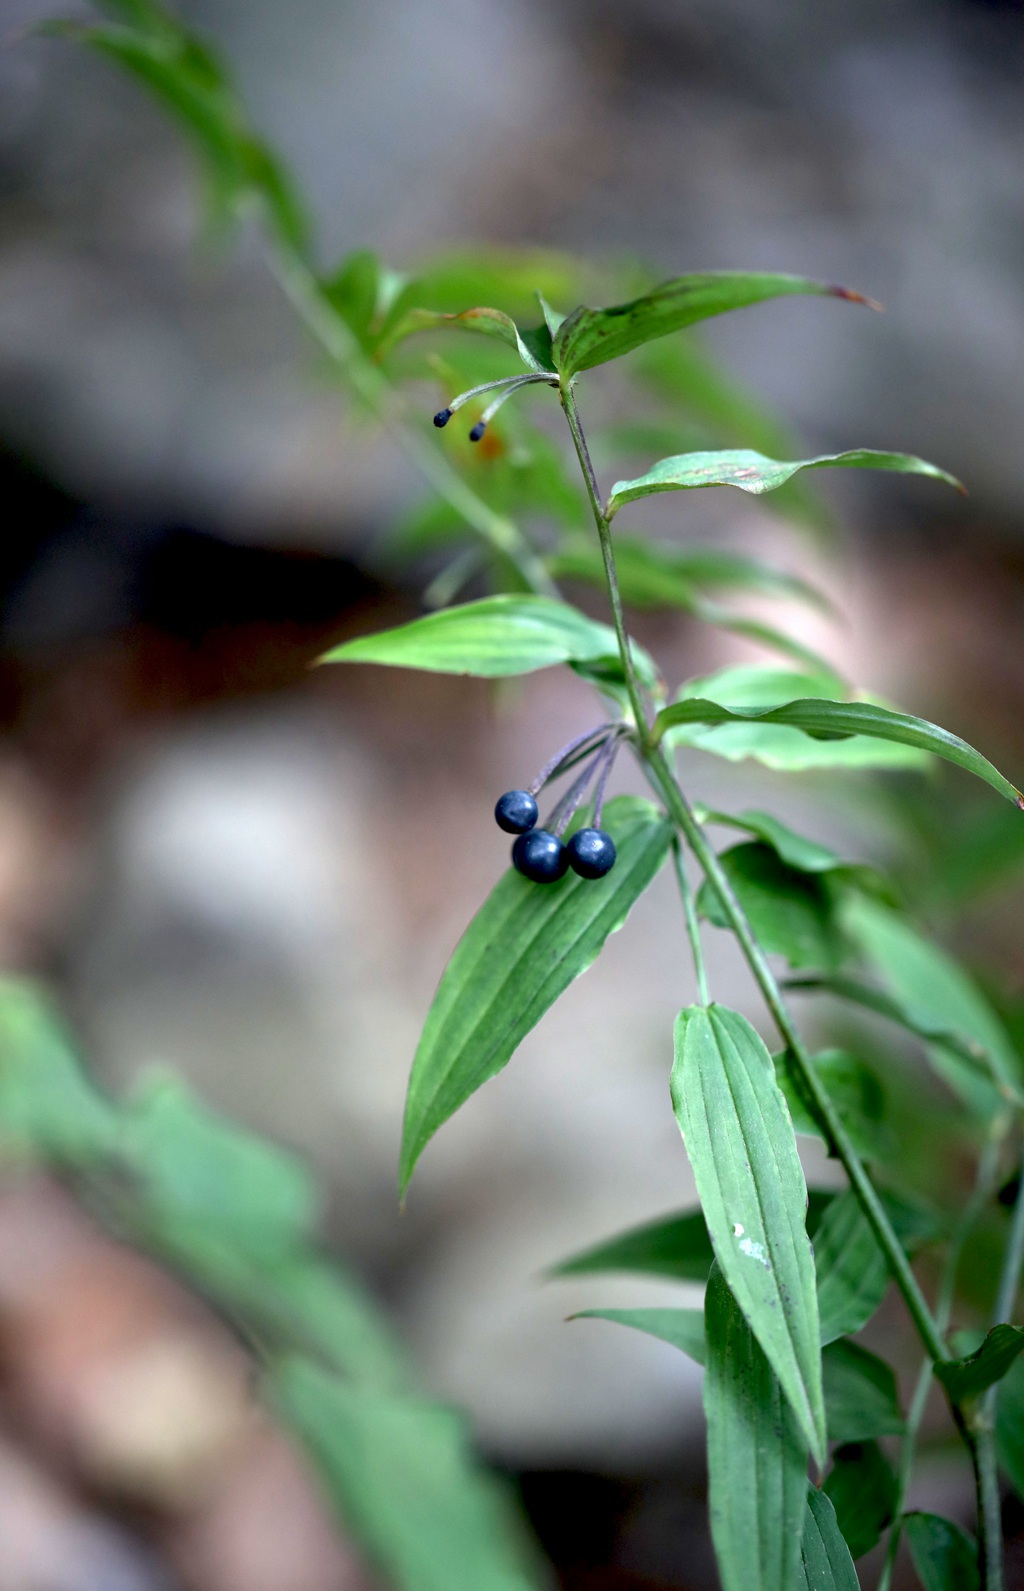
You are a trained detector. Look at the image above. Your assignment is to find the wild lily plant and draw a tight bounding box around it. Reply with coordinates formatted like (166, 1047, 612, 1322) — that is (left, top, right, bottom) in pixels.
(24, 4, 1024, 1589)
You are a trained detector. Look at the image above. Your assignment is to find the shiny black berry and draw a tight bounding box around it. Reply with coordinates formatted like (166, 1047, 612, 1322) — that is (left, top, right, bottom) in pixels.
(433, 407, 452, 428)
(567, 828, 616, 879)
(494, 789, 538, 834)
(512, 829, 569, 883)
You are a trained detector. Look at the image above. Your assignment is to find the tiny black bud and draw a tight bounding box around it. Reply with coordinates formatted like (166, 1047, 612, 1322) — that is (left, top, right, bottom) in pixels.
(433, 408, 452, 428)
(469, 421, 486, 443)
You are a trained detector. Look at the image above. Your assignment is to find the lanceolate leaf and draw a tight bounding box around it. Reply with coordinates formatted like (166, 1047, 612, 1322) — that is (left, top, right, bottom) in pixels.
(672, 1005, 826, 1462)
(401, 798, 672, 1193)
(798, 1487, 860, 1591)
(553, 271, 875, 379)
(903, 1512, 980, 1591)
(822, 1340, 904, 1445)
(823, 1441, 896, 1559)
(934, 1325, 1024, 1404)
(571, 1308, 706, 1365)
(319, 595, 656, 684)
(703, 1265, 809, 1591)
(655, 696, 1023, 807)
(607, 448, 963, 518)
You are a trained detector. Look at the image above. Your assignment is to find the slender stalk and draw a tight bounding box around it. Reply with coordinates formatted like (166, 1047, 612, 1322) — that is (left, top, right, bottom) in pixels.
(879, 1130, 1005, 1591)
(558, 381, 651, 740)
(265, 243, 561, 600)
(673, 840, 710, 1005)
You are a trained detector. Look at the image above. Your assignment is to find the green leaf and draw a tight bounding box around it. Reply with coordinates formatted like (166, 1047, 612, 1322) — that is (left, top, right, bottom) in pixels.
(774, 1048, 889, 1162)
(996, 1351, 1024, 1501)
(608, 447, 962, 518)
(703, 1264, 809, 1591)
(798, 1486, 860, 1591)
(656, 695, 1022, 806)
(840, 896, 1024, 1111)
(119, 1071, 317, 1261)
(665, 665, 929, 773)
(822, 1441, 896, 1559)
(934, 1325, 1024, 1404)
(822, 1340, 904, 1444)
(813, 1190, 889, 1345)
(270, 1358, 543, 1591)
(696, 807, 842, 872)
(696, 842, 845, 971)
(549, 1190, 836, 1284)
(553, 271, 875, 378)
(319, 595, 656, 683)
(672, 1004, 825, 1462)
(570, 1308, 706, 1365)
(550, 1207, 715, 1282)
(384, 303, 555, 374)
(548, 536, 832, 615)
(0, 979, 117, 1163)
(401, 797, 672, 1192)
(903, 1512, 980, 1591)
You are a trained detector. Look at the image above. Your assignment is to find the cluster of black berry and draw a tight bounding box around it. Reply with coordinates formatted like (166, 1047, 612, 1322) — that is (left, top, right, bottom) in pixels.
(493, 724, 623, 884)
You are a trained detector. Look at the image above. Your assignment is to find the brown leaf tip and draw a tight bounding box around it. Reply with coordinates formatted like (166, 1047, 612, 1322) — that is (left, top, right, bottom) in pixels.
(829, 285, 885, 313)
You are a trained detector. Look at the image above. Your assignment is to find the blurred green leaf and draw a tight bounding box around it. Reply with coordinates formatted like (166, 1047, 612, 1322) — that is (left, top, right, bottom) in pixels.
(665, 665, 929, 773)
(549, 536, 832, 614)
(608, 448, 962, 518)
(672, 1004, 825, 1462)
(934, 1325, 1024, 1403)
(774, 1047, 889, 1162)
(822, 1340, 904, 1445)
(384, 304, 555, 374)
(823, 1441, 896, 1559)
(0, 980, 117, 1163)
(658, 694, 1020, 804)
(798, 1486, 860, 1591)
(270, 1357, 545, 1591)
(319, 595, 656, 684)
(997, 1351, 1024, 1501)
(401, 797, 672, 1193)
(703, 1264, 809, 1591)
(571, 1308, 706, 1364)
(903, 1512, 979, 1591)
(554, 272, 874, 378)
(697, 842, 845, 971)
(696, 808, 841, 872)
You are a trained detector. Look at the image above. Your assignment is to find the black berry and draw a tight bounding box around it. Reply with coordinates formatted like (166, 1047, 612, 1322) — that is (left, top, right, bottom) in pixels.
(512, 829, 569, 883)
(494, 789, 538, 834)
(433, 407, 452, 428)
(567, 828, 616, 879)
(469, 421, 486, 442)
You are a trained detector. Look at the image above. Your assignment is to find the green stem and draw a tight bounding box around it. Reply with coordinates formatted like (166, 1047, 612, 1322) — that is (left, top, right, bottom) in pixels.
(673, 839, 710, 1005)
(879, 1129, 1005, 1591)
(265, 243, 560, 601)
(557, 380, 651, 740)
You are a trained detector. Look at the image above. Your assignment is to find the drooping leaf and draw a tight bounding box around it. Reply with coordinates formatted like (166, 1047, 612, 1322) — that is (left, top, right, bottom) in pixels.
(822, 1442, 896, 1559)
(774, 1048, 889, 1162)
(270, 1358, 544, 1591)
(553, 271, 875, 379)
(934, 1325, 1024, 1404)
(903, 1512, 980, 1591)
(697, 842, 845, 971)
(822, 1340, 904, 1445)
(672, 1005, 825, 1461)
(656, 695, 1022, 806)
(549, 1190, 836, 1284)
(703, 1265, 809, 1591)
(664, 665, 929, 773)
(798, 1486, 860, 1591)
(841, 896, 1023, 1111)
(319, 595, 656, 684)
(401, 797, 672, 1192)
(571, 1308, 706, 1365)
(607, 447, 962, 518)
(384, 303, 555, 374)
(997, 1351, 1024, 1501)
(813, 1190, 889, 1346)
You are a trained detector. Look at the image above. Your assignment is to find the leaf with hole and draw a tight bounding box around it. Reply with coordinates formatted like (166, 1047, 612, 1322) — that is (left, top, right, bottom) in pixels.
(656, 694, 1021, 805)
(553, 271, 875, 378)
(401, 797, 672, 1192)
(672, 1004, 825, 1461)
(607, 447, 962, 518)
(319, 595, 656, 684)
(903, 1512, 979, 1591)
(703, 1265, 809, 1591)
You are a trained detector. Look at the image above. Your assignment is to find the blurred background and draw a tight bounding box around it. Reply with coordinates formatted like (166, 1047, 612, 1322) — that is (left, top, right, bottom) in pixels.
(1, 0, 1024, 1587)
